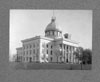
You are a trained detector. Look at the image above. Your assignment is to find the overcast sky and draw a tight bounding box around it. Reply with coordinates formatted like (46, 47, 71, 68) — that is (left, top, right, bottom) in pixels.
(10, 10, 92, 58)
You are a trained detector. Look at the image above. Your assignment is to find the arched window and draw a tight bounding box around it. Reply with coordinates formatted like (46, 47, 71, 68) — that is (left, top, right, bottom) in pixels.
(52, 31, 54, 35)
(45, 32, 47, 36)
(54, 31, 57, 36)
(47, 31, 49, 36)
(50, 31, 52, 35)
(57, 32, 58, 36)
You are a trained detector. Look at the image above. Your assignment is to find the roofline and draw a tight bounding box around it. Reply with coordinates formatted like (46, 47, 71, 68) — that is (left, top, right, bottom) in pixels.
(21, 36, 40, 43)
(16, 47, 23, 50)
(54, 38, 79, 44)
(63, 38, 79, 44)
(21, 36, 53, 43)
(45, 29, 62, 32)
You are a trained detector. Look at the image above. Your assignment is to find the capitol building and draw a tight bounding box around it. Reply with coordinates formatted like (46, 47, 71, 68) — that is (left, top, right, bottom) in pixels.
(16, 16, 79, 64)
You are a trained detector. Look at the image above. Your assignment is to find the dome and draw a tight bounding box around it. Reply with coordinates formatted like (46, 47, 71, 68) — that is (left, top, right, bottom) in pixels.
(45, 17, 62, 32)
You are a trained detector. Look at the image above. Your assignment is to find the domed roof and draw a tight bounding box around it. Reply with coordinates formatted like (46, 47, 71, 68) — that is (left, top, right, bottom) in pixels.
(45, 17, 62, 32)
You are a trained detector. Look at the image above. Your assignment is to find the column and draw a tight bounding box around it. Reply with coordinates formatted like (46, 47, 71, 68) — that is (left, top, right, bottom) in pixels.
(74, 47, 76, 63)
(69, 46, 71, 63)
(68, 45, 69, 63)
(71, 46, 73, 63)
(70, 46, 72, 63)
(72, 46, 74, 64)
(62, 44, 64, 62)
(65, 45, 67, 63)
(70, 46, 71, 63)
(63, 44, 65, 63)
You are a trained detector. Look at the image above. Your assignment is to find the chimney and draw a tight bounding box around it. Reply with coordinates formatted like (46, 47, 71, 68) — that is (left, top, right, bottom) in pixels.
(64, 33, 71, 39)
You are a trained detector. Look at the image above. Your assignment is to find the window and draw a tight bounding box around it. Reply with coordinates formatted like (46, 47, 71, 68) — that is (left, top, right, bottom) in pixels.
(23, 45, 25, 49)
(51, 45, 52, 48)
(50, 57, 52, 61)
(46, 31, 49, 36)
(66, 45, 68, 52)
(30, 45, 32, 48)
(59, 44, 62, 48)
(67, 45, 68, 49)
(66, 59, 68, 63)
(53, 31, 54, 35)
(33, 49, 35, 54)
(47, 44, 48, 48)
(64, 44, 65, 49)
(50, 31, 52, 35)
(45, 32, 47, 36)
(56, 32, 58, 36)
(51, 50, 52, 55)
(27, 45, 28, 49)
(27, 51, 28, 55)
(30, 50, 31, 54)
(27, 57, 28, 61)
(37, 43, 39, 47)
(55, 31, 58, 36)
(23, 57, 25, 61)
(47, 50, 48, 54)
(23, 51, 25, 55)
(33, 44, 35, 48)
(37, 49, 39, 53)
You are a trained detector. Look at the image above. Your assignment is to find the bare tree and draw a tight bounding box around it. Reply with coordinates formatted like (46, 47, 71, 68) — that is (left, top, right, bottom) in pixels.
(53, 42, 63, 63)
(74, 47, 84, 64)
(42, 43, 48, 63)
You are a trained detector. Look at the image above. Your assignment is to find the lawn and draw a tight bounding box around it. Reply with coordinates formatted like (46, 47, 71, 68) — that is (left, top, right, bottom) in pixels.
(10, 62, 92, 70)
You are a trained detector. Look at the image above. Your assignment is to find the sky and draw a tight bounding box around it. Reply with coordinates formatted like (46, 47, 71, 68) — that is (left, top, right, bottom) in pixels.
(10, 10, 92, 59)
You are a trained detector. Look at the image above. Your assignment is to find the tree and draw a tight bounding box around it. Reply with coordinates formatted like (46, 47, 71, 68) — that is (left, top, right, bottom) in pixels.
(53, 42, 63, 63)
(74, 47, 84, 64)
(42, 43, 48, 63)
(74, 47, 92, 64)
(42, 54, 48, 63)
(82, 49, 92, 64)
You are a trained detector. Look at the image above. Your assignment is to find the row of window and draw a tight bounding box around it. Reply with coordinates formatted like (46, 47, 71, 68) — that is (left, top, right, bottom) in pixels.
(59, 44, 75, 50)
(45, 31, 62, 37)
(17, 56, 73, 63)
(45, 44, 75, 55)
(44, 44, 75, 51)
(46, 44, 53, 48)
(23, 49, 39, 55)
(46, 50, 53, 55)
(24, 56, 39, 62)
(23, 43, 39, 49)
(16, 56, 23, 62)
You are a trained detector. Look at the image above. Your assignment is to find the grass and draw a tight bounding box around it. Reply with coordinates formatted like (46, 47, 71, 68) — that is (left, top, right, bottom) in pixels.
(10, 62, 92, 70)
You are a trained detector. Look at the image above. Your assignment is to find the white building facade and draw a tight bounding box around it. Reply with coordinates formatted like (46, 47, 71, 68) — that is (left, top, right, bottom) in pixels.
(16, 16, 79, 64)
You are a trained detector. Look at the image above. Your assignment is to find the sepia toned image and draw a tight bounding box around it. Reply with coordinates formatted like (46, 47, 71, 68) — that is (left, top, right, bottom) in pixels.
(9, 10, 92, 70)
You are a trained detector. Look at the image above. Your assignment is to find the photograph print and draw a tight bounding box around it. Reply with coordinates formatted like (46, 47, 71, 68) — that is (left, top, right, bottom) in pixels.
(10, 10, 92, 70)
